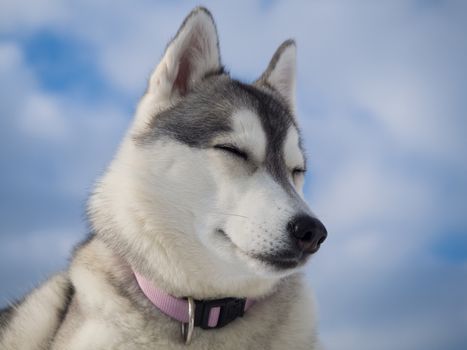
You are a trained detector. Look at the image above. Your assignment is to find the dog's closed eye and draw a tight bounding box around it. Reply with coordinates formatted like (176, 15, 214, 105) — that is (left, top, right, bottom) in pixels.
(213, 144, 248, 161)
(292, 167, 306, 177)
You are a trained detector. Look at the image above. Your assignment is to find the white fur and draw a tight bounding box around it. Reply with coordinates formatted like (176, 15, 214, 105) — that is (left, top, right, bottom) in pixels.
(0, 273, 69, 350)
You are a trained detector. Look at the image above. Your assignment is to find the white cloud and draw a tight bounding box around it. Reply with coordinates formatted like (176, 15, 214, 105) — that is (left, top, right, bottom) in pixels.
(314, 156, 435, 229)
(0, 42, 37, 107)
(0, 42, 70, 141)
(0, 228, 77, 263)
(18, 93, 70, 141)
(0, 0, 68, 33)
(0, 36, 130, 189)
(0, 42, 22, 69)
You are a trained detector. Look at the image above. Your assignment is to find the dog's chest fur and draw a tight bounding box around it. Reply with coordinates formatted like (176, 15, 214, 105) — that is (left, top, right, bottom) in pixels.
(44, 239, 316, 350)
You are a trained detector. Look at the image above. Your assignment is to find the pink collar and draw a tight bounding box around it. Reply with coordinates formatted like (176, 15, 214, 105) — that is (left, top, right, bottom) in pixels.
(134, 272, 255, 329)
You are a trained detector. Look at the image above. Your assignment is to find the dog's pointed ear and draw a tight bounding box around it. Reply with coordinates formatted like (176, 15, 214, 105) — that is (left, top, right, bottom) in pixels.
(148, 7, 221, 101)
(256, 40, 296, 110)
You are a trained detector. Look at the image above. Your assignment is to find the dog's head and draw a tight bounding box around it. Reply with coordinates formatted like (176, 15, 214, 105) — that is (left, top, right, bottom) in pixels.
(90, 8, 326, 291)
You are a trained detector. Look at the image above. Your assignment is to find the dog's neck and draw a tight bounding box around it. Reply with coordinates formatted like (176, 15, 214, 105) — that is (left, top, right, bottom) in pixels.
(123, 236, 280, 300)
(91, 220, 279, 301)
(132, 269, 257, 333)
(95, 232, 280, 301)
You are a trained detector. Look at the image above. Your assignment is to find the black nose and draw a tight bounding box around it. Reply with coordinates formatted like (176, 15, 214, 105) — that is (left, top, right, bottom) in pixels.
(287, 215, 327, 254)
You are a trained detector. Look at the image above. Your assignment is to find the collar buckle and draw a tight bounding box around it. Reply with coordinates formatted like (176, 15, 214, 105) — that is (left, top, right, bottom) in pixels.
(195, 297, 246, 329)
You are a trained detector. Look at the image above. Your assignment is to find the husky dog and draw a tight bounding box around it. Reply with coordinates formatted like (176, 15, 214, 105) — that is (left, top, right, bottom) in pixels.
(0, 7, 327, 350)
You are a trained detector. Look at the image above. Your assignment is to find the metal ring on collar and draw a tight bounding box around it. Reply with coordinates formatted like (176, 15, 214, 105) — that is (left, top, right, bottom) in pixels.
(181, 297, 195, 345)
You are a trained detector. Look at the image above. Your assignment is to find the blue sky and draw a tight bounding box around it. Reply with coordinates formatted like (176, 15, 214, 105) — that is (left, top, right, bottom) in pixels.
(1, 1, 466, 349)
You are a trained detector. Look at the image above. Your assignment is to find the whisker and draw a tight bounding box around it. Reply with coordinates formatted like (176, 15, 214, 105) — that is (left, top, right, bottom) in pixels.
(147, 199, 250, 220)
(210, 211, 249, 219)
